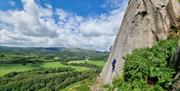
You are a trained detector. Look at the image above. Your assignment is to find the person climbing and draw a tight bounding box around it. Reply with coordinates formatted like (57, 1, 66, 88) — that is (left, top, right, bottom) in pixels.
(112, 59, 116, 71)
(110, 46, 112, 51)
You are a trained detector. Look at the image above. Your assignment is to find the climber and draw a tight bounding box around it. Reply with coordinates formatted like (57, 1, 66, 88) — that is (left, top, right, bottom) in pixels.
(109, 46, 112, 51)
(112, 59, 116, 71)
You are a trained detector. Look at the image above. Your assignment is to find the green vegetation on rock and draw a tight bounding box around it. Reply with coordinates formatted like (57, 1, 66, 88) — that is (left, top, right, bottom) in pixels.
(109, 38, 179, 91)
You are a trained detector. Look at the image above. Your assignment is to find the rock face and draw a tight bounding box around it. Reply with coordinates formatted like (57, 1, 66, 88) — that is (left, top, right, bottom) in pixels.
(171, 46, 180, 91)
(99, 0, 180, 85)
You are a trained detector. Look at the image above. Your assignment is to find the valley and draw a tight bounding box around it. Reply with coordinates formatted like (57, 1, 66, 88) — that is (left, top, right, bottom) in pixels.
(0, 47, 107, 91)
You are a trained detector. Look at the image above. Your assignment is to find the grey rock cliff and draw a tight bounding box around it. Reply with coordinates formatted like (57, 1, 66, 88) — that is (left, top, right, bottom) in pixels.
(98, 0, 180, 85)
(171, 44, 180, 91)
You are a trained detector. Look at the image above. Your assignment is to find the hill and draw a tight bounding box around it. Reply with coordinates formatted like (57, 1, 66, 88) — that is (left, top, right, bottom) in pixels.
(0, 46, 108, 64)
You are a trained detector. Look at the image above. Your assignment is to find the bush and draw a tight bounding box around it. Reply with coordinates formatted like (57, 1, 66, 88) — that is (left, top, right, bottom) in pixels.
(4, 72, 18, 77)
(111, 39, 179, 91)
(0, 67, 97, 91)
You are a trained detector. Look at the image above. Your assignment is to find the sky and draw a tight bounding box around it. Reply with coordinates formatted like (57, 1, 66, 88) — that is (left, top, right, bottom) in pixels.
(0, 0, 127, 51)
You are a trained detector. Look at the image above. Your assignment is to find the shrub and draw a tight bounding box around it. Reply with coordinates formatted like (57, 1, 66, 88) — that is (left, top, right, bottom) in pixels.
(111, 39, 179, 91)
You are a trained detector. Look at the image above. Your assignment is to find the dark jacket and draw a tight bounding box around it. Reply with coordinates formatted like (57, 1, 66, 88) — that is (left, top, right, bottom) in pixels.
(112, 59, 116, 65)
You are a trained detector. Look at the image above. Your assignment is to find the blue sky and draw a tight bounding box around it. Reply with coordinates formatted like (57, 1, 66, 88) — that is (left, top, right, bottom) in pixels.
(0, 0, 127, 51)
(0, 0, 125, 16)
(38, 0, 109, 16)
(0, 0, 22, 10)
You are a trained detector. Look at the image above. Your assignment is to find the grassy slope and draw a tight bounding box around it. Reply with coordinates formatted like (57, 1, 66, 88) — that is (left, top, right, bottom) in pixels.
(62, 79, 91, 91)
(62, 60, 105, 91)
(0, 60, 105, 91)
(68, 60, 105, 67)
(0, 60, 105, 76)
(39, 62, 89, 71)
(0, 62, 85, 76)
(0, 64, 36, 76)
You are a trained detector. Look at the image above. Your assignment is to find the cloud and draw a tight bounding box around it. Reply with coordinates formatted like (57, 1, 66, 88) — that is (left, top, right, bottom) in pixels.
(0, 0, 127, 51)
(101, 0, 126, 10)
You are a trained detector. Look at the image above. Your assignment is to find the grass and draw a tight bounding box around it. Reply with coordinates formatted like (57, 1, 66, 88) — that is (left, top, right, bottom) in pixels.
(0, 61, 89, 76)
(0, 60, 104, 90)
(68, 60, 105, 67)
(40, 62, 88, 71)
(39, 62, 66, 68)
(0, 64, 36, 76)
(0, 60, 105, 76)
(62, 79, 93, 91)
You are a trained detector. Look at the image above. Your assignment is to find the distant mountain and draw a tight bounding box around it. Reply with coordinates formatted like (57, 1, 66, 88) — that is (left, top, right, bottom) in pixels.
(0, 46, 64, 53)
(0, 46, 109, 61)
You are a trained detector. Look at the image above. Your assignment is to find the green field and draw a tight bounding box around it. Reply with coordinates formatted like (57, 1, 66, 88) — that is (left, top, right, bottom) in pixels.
(0, 60, 105, 76)
(62, 78, 96, 91)
(68, 60, 105, 67)
(40, 62, 89, 71)
(0, 64, 36, 76)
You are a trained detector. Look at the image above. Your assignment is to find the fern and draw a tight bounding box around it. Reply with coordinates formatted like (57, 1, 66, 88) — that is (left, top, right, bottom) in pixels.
(111, 39, 179, 91)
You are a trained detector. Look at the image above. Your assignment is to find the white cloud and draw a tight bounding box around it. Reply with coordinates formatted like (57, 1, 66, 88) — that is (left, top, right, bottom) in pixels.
(0, 0, 127, 51)
(101, 0, 126, 10)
